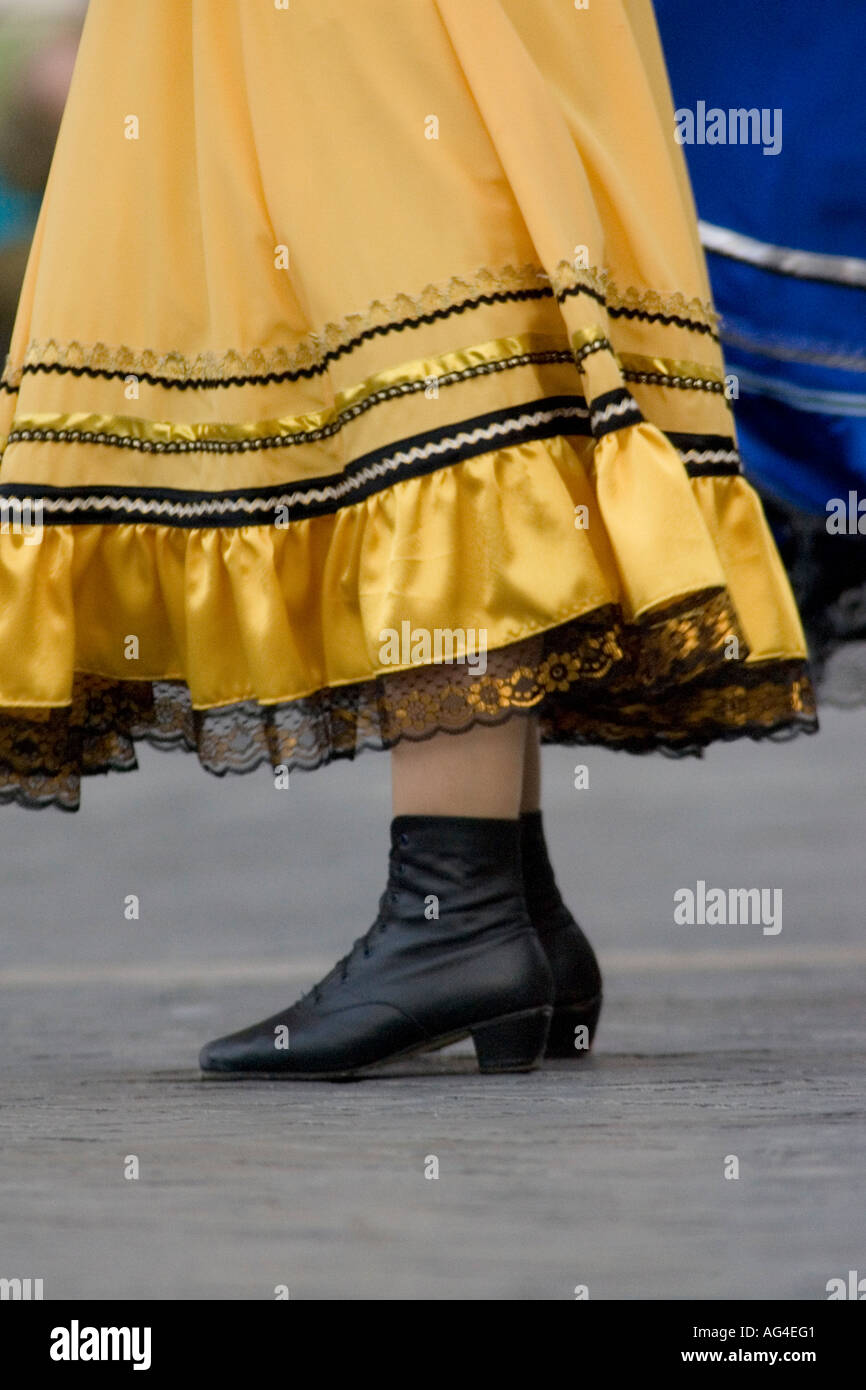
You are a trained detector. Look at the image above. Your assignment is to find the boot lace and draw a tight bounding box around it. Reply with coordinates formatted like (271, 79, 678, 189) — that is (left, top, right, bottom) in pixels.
(300, 840, 403, 1005)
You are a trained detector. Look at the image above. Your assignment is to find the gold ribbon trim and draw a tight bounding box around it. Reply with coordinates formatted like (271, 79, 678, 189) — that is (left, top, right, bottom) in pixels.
(3, 334, 725, 453)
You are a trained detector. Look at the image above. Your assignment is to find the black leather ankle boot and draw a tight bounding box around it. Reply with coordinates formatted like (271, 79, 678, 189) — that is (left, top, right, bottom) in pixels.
(200, 815, 554, 1079)
(519, 810, 602, 1056)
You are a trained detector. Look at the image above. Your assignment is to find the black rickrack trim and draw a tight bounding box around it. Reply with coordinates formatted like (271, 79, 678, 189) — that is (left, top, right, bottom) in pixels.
(0, 396, 591, 526)
(0, 288, 554, 394)
(588, 387, 644, 437)
(0, 286, 721, 395)
(0, 347, 723, 456)
(557, 283, 721, 341)
(5, 349, 577, 459)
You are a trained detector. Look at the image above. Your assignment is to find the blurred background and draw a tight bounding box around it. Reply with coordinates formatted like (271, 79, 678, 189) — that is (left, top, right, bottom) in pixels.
(657, 0, 866, 701)
(0, 0, 84, 354)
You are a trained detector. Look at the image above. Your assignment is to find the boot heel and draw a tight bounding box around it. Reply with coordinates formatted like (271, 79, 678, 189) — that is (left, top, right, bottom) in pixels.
(545, 995, 602, 1058)
(471, 1006, 552, 1073)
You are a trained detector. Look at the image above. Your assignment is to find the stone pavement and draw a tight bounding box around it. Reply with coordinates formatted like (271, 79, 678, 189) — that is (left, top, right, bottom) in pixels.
(1, 707, 864, 1299)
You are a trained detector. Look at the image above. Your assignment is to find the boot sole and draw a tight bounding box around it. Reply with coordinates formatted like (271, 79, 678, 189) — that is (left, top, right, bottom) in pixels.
(199, 1004, 553, 1081)
(544, 994, 603, 1058)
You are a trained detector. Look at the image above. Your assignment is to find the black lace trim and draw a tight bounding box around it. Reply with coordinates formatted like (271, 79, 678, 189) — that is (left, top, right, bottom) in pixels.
(0, 591, 817, 812)
(4, 351, 577, 454)
(558, 284, 721, 341)
(5, 288, 556, 393)
(1, 285, 722, 396)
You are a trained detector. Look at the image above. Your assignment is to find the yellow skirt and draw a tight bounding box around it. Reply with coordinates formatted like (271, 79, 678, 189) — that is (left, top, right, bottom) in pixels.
(0, 0, 816, 809)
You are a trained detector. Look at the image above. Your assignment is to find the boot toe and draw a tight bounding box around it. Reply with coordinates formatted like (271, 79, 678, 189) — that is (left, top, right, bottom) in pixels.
(199, 1025, 282, 1073)
(199, 1035, 240, 1073)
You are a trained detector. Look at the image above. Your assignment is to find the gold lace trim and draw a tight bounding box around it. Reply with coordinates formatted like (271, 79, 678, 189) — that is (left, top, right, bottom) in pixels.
(551, 261, 720, 331)
(0, 589, 816, 811)
(1, 260, 720, 389)
(1, 263, 548, 389)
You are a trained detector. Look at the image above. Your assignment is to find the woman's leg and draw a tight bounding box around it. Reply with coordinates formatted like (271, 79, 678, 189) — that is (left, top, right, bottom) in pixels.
(391, 717, 527, 819)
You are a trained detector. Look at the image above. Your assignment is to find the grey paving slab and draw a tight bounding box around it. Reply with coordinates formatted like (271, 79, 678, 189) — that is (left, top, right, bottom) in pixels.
(0, 706, 864, 1299)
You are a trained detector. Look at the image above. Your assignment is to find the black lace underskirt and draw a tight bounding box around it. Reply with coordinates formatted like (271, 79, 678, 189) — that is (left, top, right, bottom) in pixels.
(761, 490, 866, 707)
(0, 588, 817, 811)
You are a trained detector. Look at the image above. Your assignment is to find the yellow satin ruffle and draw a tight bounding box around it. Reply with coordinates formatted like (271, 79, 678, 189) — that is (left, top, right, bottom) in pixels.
(0, 427, 807, 713)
